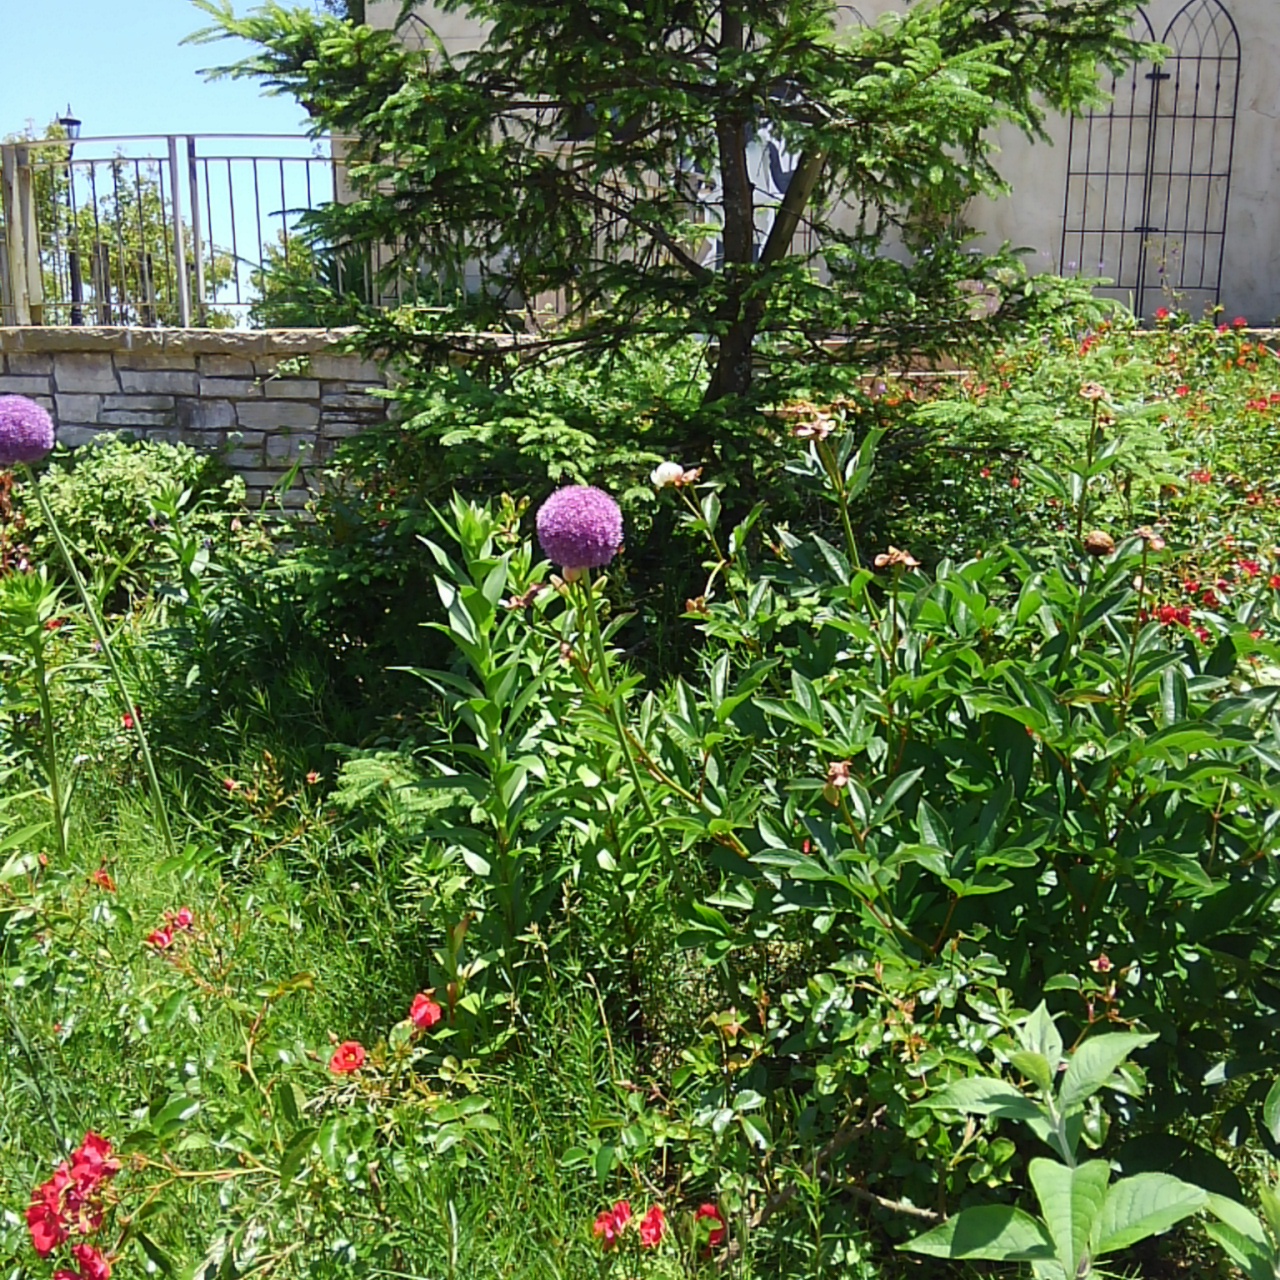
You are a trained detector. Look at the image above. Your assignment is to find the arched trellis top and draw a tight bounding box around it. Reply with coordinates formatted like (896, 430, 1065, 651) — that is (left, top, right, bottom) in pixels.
(1061, 0, 1240, 319)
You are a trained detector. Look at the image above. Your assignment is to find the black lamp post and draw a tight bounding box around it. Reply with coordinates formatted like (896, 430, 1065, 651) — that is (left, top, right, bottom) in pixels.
(57, 108, 83, 325)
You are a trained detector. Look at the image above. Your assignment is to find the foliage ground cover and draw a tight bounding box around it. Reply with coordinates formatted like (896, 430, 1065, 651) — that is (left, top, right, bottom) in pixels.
(1, 308, 1279, 1280)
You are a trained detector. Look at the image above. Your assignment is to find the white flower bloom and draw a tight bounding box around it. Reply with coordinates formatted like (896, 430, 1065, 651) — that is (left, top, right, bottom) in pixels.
(651, 461, 685, 489)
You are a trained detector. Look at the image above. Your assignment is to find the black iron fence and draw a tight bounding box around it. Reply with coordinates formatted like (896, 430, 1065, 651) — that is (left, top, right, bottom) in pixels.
(0, 133, 356, 328)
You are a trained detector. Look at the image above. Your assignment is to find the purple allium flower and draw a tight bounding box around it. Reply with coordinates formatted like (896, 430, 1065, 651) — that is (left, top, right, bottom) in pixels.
(0, 396, 54, 465)
(536, 485, 623, 573)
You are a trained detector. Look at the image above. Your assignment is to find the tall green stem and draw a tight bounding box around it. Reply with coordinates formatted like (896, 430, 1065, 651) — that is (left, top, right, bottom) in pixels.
(576, 573, 659, 828)
(29, 634, 67, 860)
(25, 466, 178, 860)
(816, 439, 862, 570)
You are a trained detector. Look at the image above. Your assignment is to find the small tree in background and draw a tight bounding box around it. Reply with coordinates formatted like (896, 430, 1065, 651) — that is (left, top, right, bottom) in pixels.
(192, 0, 1148, 400)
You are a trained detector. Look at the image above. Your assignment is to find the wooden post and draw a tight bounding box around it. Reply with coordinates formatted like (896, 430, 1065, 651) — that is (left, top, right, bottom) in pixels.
(167, 136, 192, 327)
(17, 145, 45, 325)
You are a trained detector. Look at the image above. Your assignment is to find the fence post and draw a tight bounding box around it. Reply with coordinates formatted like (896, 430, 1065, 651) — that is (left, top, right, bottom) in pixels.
(0, 144, 17, 324)
(1, 143, 45, 325)
(186, 137, 207, 326)
(17, 146, 45, 325)
(167, 136, 192, 328)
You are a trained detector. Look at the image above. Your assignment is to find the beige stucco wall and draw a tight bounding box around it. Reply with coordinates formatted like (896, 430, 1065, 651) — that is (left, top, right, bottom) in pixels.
(369, 0, 1278, 323)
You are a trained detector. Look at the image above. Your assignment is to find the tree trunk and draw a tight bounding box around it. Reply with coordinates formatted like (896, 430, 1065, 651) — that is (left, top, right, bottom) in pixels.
(704, 4, 755, 404)
(704, 12, 828, 404)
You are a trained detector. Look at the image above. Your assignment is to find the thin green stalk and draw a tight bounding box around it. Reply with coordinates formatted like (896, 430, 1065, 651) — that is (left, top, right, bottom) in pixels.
(25, 465, 178, 860)
(29, 633, 67, 860)
(816, 437, 862, 571)
(576, 573, 659, 828)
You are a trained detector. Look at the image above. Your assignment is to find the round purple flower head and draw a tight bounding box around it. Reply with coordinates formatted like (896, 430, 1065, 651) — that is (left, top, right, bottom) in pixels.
(536, 485, 624, 574)
(0, 395, 55, 466)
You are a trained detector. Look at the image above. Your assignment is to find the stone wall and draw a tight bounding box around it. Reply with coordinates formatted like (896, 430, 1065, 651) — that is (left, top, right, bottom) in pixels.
(0, 328, 389, 509)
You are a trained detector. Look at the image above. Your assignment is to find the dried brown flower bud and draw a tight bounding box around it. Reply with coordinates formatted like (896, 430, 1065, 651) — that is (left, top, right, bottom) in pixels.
(873, 546, 921, 570)
(1083, 531, 1115, 557)
(1079, 382, 1107, 402)
(503, 584, 543, 611)
(823, 760, 853, 805)
(793, 415, 836, 442)
(1134, 526, 1167, 552)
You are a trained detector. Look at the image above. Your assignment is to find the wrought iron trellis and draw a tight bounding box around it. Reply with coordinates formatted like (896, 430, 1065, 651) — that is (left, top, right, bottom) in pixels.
(1060, 0, 1240, 319)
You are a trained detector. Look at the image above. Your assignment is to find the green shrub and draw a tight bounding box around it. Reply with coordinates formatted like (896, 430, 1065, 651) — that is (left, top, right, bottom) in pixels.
(14, 436, 244, 603)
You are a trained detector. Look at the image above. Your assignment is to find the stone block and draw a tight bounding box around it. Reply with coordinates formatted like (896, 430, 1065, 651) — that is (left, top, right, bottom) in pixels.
(101, 410, 172, 428)
(53, 353, 120, 393)
(265, 432, 316, 461)
(236, 401, 320, 430)
(223, 446, 265, 469)
(280, 487, 312, 509)
(103, 395, 176, 412)
(224, 430, 265, 448)
(175, 398, 236, 432)
(199, 354, 255, 377)
(320, 418, 371, 439)
(119, 370, 199, 395)
(199, 378, 261, 398)
(6, 354, 53, 376)
(309, 353, 383, 381)
(55, 394, 103, 422)
(320, 391, 383, 411)
(163, 331, 267, 356)
(11, 329, 125, 352)
(0, 374, 53, 395)
(265, 379, 321, 399)
(116, 351, 197, 371)
(58, 425, 108, 448)
(239, 469, 295, 488)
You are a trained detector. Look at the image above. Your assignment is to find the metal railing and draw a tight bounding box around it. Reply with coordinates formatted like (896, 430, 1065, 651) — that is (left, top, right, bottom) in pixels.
(0, 134, 351, 328)
(0, 131, 826, 330)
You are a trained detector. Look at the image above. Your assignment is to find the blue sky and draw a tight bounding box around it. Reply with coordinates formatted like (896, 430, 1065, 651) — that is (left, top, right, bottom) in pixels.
(0, 0, 311, 142)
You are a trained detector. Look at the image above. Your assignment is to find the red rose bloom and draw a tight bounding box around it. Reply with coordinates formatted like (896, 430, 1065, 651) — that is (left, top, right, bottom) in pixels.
(171, 907, 194, 930)
(70, 1133, 120, 1186)
(639, 1204, 665, 1249)
(1270, 575, 1280, 590)
(593, 1201, 632, 1250)
(145, 927, 174, 951)
(329, 1041, 366, 1074)
(27, 1199, 67, 1257)
(409, 993, 443, 1031)
(73, 1244, 112, 1280)
(695, 1203, 727, 1250)
(89, 868, 116, 894)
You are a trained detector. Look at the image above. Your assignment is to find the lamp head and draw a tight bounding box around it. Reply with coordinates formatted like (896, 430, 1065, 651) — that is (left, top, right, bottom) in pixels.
(57, 107, 81, 140)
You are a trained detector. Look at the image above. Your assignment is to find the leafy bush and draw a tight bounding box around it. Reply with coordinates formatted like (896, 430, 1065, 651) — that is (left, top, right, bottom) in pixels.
(6, 311, 1280, 1280)
(13, 436, 244, 603)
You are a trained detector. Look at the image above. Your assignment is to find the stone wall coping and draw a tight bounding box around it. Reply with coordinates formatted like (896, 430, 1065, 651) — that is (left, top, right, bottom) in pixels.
(0, 327, 365, 356)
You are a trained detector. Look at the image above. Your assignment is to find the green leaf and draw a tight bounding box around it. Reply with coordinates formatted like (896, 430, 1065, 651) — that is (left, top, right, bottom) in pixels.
(1029, 1158, 1109, 1278)
(920, 1077, 1044, 1124)
(135, 1233, 175, 1275)
(1203, 1223, 1274, 1280)
(901, 1206, 1055, 1261)
(1262, 1077, 1280, 1144)
(279, 1126, 318, 1185)
(1010, 1051, 1054, 1095)
(1058, 1033, 1156, 1111)
(1205, 1193, 1267, 1247)
(1019, 1002, 1064, 1073)
(1091, 1174, 1207, 1255)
